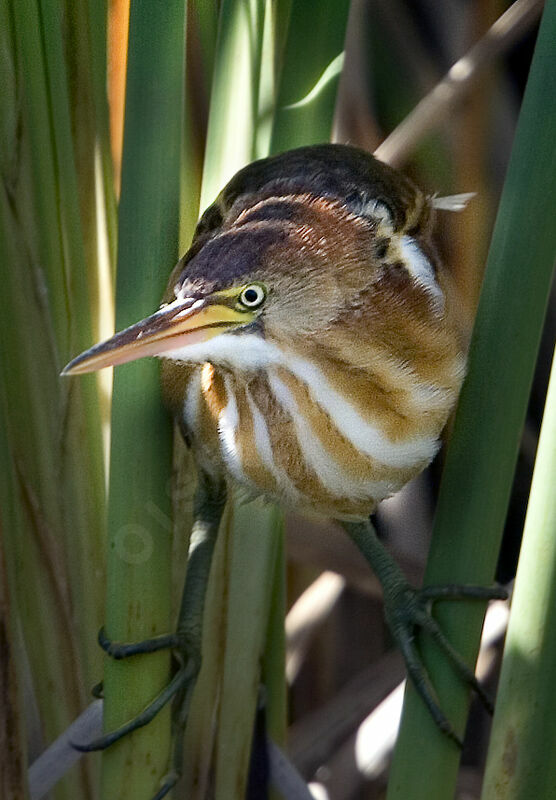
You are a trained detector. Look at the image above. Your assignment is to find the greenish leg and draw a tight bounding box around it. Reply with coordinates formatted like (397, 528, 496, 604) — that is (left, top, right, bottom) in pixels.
(73, 470, 227, 774)
(342, 518, 507, 746)
(151, 471, 227, 799)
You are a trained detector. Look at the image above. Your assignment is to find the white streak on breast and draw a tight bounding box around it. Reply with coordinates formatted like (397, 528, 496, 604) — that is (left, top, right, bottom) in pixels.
(281, 355, 440, 470)
(183, 367, 202, 432)
(245, 387, 301, 504)
(164, 335, 441, 470)
(268, 371, 393, 502)
(218, 375, 248, 484)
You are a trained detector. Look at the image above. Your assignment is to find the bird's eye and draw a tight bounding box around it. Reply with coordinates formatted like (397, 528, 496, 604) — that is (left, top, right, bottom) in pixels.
(239, 284, 266, 309)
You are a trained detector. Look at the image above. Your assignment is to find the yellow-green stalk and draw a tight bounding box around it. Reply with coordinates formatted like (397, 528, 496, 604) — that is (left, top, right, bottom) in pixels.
(1, 0, 109, 796)
(481, 347, 556, 799)
(180, 2, 351, 797)
(387, 1, 556, 796)
(100, 2, 185, 798)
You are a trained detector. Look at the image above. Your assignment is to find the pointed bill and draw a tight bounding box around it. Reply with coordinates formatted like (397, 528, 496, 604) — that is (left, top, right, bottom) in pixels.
(61, 296, 251, 375)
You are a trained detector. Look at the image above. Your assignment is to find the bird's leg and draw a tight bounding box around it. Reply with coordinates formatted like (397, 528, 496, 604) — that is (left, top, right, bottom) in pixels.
(74, 471, 227, 764)
(342, 518, 507, 746)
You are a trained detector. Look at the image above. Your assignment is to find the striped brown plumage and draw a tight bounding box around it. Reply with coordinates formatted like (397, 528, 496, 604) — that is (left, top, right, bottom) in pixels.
(160, 145, 467, 520)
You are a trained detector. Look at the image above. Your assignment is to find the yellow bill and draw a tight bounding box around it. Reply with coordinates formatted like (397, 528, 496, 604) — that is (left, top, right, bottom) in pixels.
(61, 295, 254, 375)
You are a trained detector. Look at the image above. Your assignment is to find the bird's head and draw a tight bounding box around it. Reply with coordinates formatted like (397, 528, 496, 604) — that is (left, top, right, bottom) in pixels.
(62, 145, 456, 378)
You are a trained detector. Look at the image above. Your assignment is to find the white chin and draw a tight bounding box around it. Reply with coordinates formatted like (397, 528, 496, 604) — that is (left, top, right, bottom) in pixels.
(160, 332, 278, 371)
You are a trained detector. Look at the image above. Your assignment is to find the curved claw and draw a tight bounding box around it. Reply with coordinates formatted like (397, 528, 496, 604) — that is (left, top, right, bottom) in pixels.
(152, 771, 179, 800)
(72, 662, 196, 752)
(91, 681, 104, 699)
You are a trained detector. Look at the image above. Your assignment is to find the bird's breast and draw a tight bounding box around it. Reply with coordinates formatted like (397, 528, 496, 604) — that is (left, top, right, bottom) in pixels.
(180, 341, 463, 519)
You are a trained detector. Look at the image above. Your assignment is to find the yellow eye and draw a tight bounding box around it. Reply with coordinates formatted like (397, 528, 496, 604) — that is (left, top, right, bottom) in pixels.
(239, 284, 266, 309)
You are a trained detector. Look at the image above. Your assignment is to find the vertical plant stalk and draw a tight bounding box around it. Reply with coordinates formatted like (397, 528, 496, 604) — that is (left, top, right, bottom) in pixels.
(180, 4, 269, 797)
(178, 2, 219, 253)
(100, 2, 186, 799)
(262, 525, 287, 800)
(2, 0, 108, 796)
(270, 0, 350, 153)
(181, 2, 351, 796)
(481, 346, 556, 799)
(0, 433, 28, 800)
(199, 0, 265, 209)
(254, 0, 278, 159)
(213, 504, 285, 798)
(68, 0, 118, 466)
(387, 1, 556, 797)
(107, 0, 130, 198)
(38, 0, 107, 683)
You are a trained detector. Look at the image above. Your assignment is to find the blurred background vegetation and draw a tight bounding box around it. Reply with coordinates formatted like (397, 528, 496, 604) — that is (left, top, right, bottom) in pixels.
(1, 1, 554, 799)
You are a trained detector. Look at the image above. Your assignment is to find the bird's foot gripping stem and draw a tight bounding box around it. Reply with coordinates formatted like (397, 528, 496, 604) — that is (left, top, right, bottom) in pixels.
(75, 629, 198, 750)
(75, 629, 199, 800)
(342, 519, 507, 746)
(73, 473, 227, 800)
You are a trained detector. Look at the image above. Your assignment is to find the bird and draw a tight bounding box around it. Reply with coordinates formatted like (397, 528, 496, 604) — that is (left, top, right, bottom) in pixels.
(64, 144, 504, 796)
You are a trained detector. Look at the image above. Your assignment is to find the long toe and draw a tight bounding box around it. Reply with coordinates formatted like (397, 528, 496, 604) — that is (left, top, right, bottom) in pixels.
(72, 665, 193, 752)
(382, 580, 502, 742)
(98, 626, 180, 659)
(395, 615, 463, 747)
(151, 771, 179, 800)
(415, 607, 495, 713)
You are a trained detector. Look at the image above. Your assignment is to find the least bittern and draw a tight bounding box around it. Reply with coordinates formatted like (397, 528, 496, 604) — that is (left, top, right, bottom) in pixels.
(64, 144, 504, 795)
